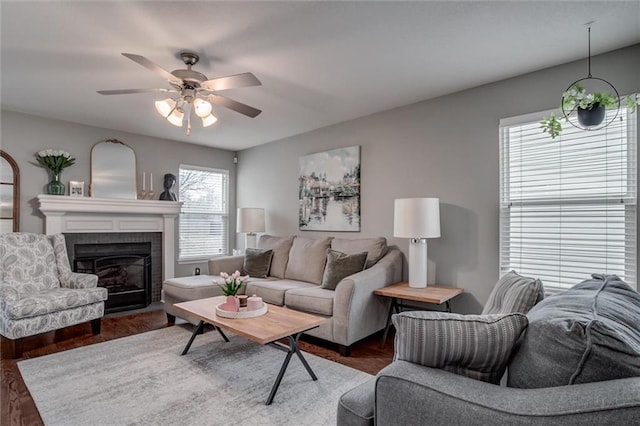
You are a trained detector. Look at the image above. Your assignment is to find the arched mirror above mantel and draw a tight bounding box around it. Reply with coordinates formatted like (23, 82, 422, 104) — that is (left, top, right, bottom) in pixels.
(1, 150, 20, 232)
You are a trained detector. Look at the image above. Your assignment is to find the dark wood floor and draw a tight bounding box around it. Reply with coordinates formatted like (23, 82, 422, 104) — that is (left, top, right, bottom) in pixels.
(1, 309, 394, 426)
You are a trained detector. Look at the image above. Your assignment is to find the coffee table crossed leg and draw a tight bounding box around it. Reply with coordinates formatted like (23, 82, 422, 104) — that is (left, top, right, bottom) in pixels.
(180, 320, 230, 355)
(266, 332, 318, 405)
(179, 322, 319, 406)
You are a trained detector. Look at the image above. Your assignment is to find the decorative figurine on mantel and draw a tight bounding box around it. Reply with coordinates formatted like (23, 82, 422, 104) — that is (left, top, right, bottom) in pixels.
(159, 173, 177, 201)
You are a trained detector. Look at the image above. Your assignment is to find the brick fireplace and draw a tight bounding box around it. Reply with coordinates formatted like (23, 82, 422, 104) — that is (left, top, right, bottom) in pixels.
(37, 195, 182, 311)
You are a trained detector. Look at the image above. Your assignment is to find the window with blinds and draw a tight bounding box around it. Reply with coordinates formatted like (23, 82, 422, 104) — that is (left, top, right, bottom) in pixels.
(178, 165, 229, 261)
(499, 104, 637, 290)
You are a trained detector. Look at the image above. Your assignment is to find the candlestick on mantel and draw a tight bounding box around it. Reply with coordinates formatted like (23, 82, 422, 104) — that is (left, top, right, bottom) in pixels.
(150, 173, 153, 192)
(142, 172, 146, 191)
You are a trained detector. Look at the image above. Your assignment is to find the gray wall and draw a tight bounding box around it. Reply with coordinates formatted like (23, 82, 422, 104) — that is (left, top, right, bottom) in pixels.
(236, 44, 640, 313)
(0, 110, 237, 277)
(1, 45, 637, 309)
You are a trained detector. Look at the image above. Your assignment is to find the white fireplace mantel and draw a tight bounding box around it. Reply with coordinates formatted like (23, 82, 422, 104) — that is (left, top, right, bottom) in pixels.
(37, 195, 182, 280)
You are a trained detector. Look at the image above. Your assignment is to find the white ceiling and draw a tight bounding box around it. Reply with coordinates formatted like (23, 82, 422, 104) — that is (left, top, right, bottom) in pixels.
(2, 1, 639, 151)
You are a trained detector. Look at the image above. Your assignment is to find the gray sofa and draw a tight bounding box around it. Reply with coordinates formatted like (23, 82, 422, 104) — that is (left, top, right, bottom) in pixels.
(338, 274, 640, 425)
(167, 235, 402, 355)
(373, 362, 640, 425)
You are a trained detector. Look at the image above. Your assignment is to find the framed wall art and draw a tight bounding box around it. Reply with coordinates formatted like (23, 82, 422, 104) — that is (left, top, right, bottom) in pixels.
(299, 145, 360, 232)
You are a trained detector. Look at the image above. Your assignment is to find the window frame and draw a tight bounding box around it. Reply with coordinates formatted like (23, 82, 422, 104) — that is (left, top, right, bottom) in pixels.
(177, 164, 229, 262)
(499, 104, 637, 291)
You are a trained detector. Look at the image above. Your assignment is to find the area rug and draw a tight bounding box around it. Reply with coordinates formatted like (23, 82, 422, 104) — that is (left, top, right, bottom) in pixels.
(18, 326, 372, 425)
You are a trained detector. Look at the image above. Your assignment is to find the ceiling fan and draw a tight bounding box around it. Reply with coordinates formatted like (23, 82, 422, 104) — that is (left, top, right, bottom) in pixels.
(98, 52, 262, 134)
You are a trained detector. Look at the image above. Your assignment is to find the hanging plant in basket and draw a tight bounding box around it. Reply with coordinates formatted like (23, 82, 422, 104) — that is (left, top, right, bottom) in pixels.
(540, 25, 639, 139)
(541, 85, 638, 139)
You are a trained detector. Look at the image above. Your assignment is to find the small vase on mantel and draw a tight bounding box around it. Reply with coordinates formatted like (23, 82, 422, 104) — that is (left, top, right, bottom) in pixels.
(46, 171, 65, 195)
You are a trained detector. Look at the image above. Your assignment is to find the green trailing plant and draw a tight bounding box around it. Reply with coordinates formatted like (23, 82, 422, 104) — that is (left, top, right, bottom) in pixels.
(540, 114, 563, 139)
(540, 83, 639, 138)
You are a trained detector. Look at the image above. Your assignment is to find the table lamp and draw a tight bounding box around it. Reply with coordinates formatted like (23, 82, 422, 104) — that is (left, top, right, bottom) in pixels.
(393, 198, 441, 288)
(237, 207, 265, 250)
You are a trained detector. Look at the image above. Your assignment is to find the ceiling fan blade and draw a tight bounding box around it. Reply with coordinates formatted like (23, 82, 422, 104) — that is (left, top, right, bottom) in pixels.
(97, 88, 177, 95)
(121, 53, 182, 85)
(200, 72, 262, 91)
(207, 94, 262, 118)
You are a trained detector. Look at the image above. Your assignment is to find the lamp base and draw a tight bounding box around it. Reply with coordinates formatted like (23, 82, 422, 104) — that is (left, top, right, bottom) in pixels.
(408, 238, 428, 288)
(245, 233, 257, 250)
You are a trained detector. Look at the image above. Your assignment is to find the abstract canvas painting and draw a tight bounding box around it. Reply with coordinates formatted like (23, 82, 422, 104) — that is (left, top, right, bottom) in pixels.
(299, 146, 360, 232)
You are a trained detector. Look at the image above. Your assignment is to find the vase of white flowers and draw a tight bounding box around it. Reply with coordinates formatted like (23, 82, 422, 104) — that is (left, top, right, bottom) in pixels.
(35, 149, 75, 195)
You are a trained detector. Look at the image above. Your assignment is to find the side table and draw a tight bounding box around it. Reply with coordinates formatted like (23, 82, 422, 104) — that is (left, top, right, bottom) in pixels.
(374, 283, 464, 347)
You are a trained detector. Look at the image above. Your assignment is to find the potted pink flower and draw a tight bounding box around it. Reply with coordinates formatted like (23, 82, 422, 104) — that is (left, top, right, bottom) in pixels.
(219, 270, 249, 296)
(218, 270, 249, 312)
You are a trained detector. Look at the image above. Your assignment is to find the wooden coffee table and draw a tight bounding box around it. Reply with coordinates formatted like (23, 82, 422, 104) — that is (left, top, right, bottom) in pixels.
(173, 296, 326, 405)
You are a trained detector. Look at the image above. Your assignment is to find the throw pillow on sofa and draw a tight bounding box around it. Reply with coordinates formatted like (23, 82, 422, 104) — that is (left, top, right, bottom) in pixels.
(482, 270, 544, 315)
(285, 236, 332, 285)
(242, 248, 273, 278)
(258, 235, 294, 278)
(508, 274, 640, 389)
(320, 249, 368, 290)
(331, 237, 387, 269)
(392, 311, 529, 384)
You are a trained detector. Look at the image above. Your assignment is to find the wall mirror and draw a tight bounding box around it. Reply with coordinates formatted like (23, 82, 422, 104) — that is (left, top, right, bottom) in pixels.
(1, 150, 20, 232)
(91, 139, 137, 199)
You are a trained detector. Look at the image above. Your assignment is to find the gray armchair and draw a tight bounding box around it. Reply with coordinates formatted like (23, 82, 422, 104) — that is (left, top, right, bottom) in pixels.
(0, 232, 108, 357)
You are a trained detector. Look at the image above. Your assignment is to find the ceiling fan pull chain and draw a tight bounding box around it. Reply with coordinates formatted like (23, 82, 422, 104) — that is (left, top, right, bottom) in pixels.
(185, 106, 192, 136)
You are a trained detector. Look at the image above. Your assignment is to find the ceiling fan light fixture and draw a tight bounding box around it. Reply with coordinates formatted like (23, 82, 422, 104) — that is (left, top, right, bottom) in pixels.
(154, 98, 176, 118)
(98, 51, 263, 133)
(201, 113, 218, 127)
(193, 97, 213, 118)
(167, 108, 184, 127)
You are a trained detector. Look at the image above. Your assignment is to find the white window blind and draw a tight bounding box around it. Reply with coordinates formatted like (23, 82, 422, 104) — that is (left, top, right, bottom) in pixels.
(178, 165, 229, 261)
(499, 104, 637, 290)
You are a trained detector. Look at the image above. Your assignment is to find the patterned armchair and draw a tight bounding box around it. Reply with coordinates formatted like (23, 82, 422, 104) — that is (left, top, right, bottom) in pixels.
(0, 232, 108, 358)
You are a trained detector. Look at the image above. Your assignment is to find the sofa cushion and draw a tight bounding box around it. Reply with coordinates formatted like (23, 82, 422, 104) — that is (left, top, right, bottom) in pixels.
(242, 248, 273, 278)
(285, 236, 332, 285)
(331, 237, 388, 269)
(393, 311, 528, 384)
(258, 235, 294, 278)
(320, 249, 367, 290)
(481, 270, 544, 315)
(285, 286, 335, 316)
(245, 278, 316, 306)
(508, 274, 640, 389)
(162, 275, 227, 300)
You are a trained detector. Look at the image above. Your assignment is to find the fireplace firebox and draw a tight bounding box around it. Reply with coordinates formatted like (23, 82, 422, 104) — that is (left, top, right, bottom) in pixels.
(73, 242, 152, 313)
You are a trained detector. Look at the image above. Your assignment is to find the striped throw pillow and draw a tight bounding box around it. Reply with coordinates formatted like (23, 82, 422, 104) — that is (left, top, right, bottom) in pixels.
(481, 270, 544, 315)
(392, 311, 529, 384)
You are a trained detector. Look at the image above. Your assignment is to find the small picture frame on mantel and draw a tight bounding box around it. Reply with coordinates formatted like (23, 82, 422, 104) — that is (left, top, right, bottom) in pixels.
(69, 180, 84, 197)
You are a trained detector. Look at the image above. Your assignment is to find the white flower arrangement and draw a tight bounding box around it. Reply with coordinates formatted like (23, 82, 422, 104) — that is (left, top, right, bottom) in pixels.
(218, 270, 249, 296)
(35, 149, 75, 173)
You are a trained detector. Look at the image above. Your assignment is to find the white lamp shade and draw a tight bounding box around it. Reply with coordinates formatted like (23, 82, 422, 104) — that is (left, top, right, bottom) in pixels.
(237, 208, 265, 233)
(201, 113, 218, 127)
(154, 98, 176, 118)
(394, 198, 441, 239)
(167, 108, 184, 127)
(193, 98, 213, 118)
